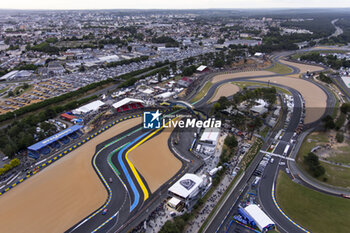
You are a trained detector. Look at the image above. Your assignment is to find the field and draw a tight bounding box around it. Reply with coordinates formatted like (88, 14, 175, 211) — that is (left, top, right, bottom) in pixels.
(128, 126, 182, 193)
(266, 62, 292, 74)
(251, 76, 327, 124)
(297, 131, 329, 160)
(0, 117, 141, 233)
(276, 171, 350, 233)
(320, 162, 350, 189)
(297, 131, 350, 188)
(191, 81, 213, 103)
(209, 83, 240, 103)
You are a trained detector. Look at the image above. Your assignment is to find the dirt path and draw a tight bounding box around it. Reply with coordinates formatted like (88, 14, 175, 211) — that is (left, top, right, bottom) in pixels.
(210, 83, 240, 103)
(251, 76, 327, 124)
(0, 117, 141, 233)
(212, 71, 274, 83)
(128, 127, 182, 193)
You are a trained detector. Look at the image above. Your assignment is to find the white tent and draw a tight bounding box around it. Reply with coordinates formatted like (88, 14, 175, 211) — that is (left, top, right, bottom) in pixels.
(155, 92, 175, 99)
(112, 98, 144, 109)
(73, 100, 105, 114)
(244, 204, 275, 231)
(197, 65, 207, 72)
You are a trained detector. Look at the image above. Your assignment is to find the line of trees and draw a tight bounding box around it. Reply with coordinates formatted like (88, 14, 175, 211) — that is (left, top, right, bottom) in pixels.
(300, 52, 350, 70)
(0, 158, 20, 176)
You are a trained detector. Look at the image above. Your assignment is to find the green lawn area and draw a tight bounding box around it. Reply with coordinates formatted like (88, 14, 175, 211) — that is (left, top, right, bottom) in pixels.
(191, 81, 213, 103)
(318, 162, 350, 188)
(266, 62, 292, 74)
(276, 171, 350, 233)
(296, 132, 328, 162)
(297, 131, 350, 188)
(233, 81, 291, 95)
(325, 143, 350, 165)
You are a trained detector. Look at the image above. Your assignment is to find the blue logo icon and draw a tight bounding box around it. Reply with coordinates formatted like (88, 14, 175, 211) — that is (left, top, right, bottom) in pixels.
(143, 110, 162, 129)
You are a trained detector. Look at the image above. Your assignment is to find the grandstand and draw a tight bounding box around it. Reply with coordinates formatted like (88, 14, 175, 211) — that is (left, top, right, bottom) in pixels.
(27, 125, 83, 159)
(112, 98, 145, 113)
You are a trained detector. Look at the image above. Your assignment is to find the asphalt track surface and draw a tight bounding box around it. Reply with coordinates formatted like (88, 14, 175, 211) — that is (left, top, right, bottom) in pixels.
(70, 49, 337, 233)
(68, 109, 201, 233)
(202, 52, 336, 233)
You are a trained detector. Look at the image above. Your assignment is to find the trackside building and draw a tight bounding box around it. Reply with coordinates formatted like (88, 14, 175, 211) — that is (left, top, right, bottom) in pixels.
(240, 204, 275, 232)
(168, 173, 211, 210)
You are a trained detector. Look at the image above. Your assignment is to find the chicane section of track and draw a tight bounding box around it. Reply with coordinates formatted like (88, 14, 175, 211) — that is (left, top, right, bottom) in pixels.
(0, 114, 142, 197)
(118, 116, 180, 212)
(87, 110, 181, 232)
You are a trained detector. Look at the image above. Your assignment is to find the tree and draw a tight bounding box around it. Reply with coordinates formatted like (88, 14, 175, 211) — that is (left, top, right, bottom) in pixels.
(213, 102, 221, 112)
(127, 46, 132, 52)
(322, 115, 335, 130)
(9, 158, 20, 168)
(79, 65, 85, 72)
(304, 152, 325, 177)
(213, 58, 225, 68)
(336, 132, 344, 143)
(8, 90, 14, 97)
(224, 135, 238, 148)
(340, 103, 350, 114)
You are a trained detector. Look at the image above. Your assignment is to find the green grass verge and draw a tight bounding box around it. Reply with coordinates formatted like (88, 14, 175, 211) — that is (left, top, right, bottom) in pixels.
(276, 171, 350, 233)
(318, 161, 350, 188)
(191, 81, 213, 103)
(296, 132, 328, 161)
(260, 126, 270, 138)
(233, 81, 292, 95)
(266, 62, 292, 75)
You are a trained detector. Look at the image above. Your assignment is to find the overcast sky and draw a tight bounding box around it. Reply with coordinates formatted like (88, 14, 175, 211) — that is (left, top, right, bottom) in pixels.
(0, 0, 349, 10)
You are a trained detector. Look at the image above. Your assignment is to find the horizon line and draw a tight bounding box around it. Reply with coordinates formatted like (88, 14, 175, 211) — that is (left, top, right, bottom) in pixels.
(0, 7, 350, 11)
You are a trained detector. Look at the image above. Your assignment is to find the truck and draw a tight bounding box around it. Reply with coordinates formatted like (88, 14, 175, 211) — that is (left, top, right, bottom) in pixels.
(283, 144, 290, 156)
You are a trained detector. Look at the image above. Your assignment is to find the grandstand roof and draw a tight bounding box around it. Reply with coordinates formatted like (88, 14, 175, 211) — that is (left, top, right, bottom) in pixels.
(112, 98, 144, 109)
(27, 125, 83, 151)
(73, 100, 105, 114)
